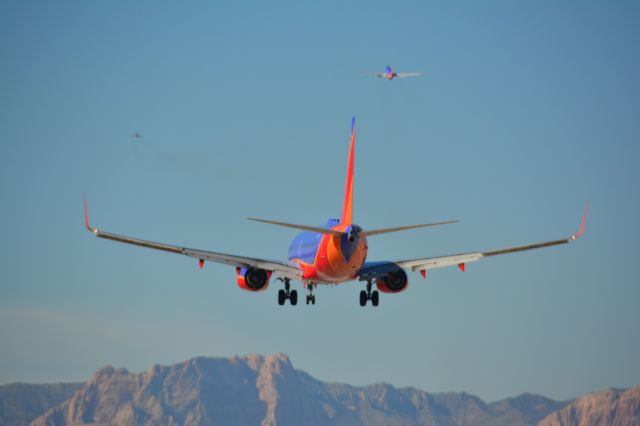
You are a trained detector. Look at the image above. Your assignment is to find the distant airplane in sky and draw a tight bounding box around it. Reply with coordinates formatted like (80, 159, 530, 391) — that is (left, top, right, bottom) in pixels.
(371, 65, 421, 80)
(84, 118, 586, 307)
(131, 132, 142, 139)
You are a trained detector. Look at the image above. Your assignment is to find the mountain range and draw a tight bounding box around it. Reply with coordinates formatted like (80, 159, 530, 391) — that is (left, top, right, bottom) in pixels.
(0, 353, 637, 426)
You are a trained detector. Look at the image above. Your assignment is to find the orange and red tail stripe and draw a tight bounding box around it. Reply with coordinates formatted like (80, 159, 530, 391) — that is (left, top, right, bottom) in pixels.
(340, 117, 356, 226)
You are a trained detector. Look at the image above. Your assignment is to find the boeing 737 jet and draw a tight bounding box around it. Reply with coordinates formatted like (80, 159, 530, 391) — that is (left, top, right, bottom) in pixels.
(371, 65, 421, 80)
(84, 118, 586, 307)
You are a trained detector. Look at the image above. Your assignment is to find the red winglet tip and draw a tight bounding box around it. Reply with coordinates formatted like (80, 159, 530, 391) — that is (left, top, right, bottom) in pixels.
(573, 204, 588, 240)
(199, 259, 204, 269)
(83, 194, 92, 231)
(458, 263, 465, 272)
(420, 270, 427, 279)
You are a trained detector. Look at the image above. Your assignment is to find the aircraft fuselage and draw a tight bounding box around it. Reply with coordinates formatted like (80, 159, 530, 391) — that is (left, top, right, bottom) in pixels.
(288, 219, 368, 283)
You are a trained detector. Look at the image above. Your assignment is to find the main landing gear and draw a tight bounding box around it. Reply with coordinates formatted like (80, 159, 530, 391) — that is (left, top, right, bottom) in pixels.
(306, 283, 316, 305)
(277, 278, 297, 306)
(360, 280, 379, 307)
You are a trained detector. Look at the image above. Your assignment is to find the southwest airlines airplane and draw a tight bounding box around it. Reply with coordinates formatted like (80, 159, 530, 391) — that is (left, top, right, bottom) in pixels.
(84, 118, 586, 307)
(371, 65, 421, 80)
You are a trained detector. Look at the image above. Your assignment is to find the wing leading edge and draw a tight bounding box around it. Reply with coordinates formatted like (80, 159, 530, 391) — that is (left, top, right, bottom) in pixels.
(358, 207, 587, 281)
(84, 196, 303, 281)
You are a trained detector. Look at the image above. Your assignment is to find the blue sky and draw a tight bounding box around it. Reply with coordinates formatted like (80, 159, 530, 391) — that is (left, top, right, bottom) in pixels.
(1, 0, 639, 402)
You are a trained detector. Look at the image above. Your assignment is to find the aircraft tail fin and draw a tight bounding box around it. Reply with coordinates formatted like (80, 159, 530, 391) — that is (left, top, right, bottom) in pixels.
(340, 117, 356, 226)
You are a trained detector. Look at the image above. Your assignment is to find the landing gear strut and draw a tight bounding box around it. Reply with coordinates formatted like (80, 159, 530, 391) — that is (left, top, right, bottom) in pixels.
(305, 282, 316, 305)
(359, 280, 379, 307)
(277, 278, 297, 306)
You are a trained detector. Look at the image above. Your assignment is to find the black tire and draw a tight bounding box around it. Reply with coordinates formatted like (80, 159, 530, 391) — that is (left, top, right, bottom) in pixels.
(359, 290, 367, 307)
(311, 295, 316, 305)
(278, 289, 286, 306)
(290, 290, 298, 305)
(306, 295, 310, 305)
(371, 290, 379, 307)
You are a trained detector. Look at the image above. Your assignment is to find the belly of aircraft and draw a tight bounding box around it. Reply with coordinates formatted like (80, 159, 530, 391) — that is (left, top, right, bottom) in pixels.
(313, 234, 368, 283)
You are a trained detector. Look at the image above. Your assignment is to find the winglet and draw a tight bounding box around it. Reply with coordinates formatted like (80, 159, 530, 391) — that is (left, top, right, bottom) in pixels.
(571, 205, 588, 240)
(83, 194, 97, 234)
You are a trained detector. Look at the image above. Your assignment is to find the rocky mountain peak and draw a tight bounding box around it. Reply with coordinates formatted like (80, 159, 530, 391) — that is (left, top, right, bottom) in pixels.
(538, 386, 640, 426)
(2, 355, 633, 426)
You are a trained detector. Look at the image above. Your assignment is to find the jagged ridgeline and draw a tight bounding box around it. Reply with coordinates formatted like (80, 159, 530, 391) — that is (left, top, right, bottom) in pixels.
(0, 354, 638, 426)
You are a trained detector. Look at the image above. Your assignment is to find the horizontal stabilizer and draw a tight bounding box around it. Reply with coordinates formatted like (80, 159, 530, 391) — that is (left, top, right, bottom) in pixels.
(248, 218, 344, 237)
(362, 220, 459, 237)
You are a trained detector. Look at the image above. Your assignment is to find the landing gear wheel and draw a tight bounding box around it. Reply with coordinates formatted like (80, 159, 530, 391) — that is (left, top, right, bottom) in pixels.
(371, 290, 379, 307)
(360, 281, 379, 307)
(277, 278, 298, 306)
(359, 290, 367, 307)
(305, 282, 316, 305)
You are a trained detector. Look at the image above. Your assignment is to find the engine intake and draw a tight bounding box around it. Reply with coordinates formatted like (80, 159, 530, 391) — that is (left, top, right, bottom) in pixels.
(236, 267, 271, 291)
(376, 269, 408, 293)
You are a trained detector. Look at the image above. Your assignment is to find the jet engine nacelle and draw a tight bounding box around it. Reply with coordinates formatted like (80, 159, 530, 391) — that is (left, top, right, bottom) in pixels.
(236, 267, 271, 292)
(375, 268, 408, 293)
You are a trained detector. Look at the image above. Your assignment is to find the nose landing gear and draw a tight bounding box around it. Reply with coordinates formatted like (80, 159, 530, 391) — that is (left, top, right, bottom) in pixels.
(359, 280, 379, 307)
(305, 282, 316, 305)
(277, 278, 297, 306)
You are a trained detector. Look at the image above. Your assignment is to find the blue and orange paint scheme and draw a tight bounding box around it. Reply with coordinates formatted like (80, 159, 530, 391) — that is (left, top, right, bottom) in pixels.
(287, 118, 368, 283)
(83, 115, 586, 307)
(385, 65, 394, 80)
(370, 65, 421, 81)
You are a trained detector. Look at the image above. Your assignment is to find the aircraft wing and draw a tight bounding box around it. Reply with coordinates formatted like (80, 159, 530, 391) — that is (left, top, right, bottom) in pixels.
(358, 207, 587, 280)
(83, 196, 303, 281)
(395, 72, 421, 78)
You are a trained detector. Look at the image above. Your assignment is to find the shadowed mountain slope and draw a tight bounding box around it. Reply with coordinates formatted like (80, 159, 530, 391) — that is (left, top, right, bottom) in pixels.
(0, 382, 81, 426)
